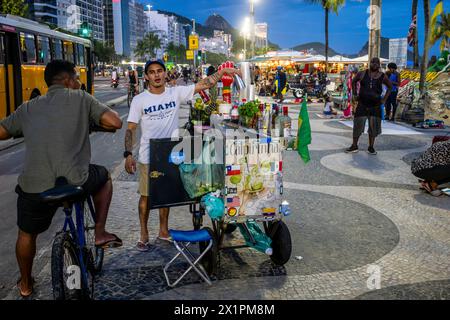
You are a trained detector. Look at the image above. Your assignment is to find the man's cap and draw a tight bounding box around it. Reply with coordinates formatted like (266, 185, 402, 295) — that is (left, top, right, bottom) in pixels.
(277, 66, 282, 70)
(144, 59, 166, 73)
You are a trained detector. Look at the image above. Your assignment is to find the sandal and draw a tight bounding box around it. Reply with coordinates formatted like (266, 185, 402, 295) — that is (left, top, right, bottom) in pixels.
(95, 233, 123, 249)
(136, 240, 150, 252)
(156, 236, 173, 243)
(421, 181, 443, 197)
(17, 277, 35, 299)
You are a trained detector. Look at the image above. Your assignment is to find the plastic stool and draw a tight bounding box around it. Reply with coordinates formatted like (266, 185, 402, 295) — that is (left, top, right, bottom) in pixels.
(163, 228, 213, 287)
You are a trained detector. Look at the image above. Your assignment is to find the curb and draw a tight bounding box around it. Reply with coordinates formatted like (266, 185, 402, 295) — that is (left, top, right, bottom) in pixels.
(0, 138, 24, 152)
(106, 95, 128, 108)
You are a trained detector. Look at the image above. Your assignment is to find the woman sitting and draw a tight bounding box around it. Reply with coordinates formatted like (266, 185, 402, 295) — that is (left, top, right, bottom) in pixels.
(411, 139, 450, 196)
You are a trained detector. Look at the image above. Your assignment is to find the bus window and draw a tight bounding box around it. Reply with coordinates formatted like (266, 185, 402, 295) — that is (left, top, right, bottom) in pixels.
(73, 42, 79, 65)
(20, 32, 37, 64)
(0, 35, 4, 64)
(53, 39, 63, 60)
(77, 44, 85, 66)
(63, 41, 74, 63)
(37, 36, 51, 65)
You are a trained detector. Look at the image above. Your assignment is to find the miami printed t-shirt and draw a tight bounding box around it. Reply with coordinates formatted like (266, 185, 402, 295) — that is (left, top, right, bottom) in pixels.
(127, 85, 195, 164)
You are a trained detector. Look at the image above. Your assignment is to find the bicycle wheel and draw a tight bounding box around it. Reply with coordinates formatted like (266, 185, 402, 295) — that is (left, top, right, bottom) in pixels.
(51, 232, 83, 300)
(84, 201, 104, 274)
(127, 91, 132, 108)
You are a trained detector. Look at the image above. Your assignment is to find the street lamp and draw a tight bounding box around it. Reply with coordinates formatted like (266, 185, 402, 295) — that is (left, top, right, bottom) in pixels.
(241, 17, 250, 60)
(249, 0, 258, 59)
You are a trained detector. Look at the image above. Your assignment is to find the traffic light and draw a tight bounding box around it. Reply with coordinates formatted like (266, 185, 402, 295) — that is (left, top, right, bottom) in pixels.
(197, 51, 202, 61)
(79, 22, 91, 38)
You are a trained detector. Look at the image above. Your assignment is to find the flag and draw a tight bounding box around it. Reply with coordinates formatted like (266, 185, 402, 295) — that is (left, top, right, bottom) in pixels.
(297, 96, 312, 164)
(407, 15, 417, 47)
(431, 0, 443, 32)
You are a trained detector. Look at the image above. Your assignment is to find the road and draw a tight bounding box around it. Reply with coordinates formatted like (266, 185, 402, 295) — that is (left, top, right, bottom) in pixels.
(0, 80, 129, 298)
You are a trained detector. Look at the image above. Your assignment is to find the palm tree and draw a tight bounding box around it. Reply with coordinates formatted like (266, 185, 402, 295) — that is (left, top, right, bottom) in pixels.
(419, 0, 431, 95)
(430, 11, 449, 52)
(134, 32, 162, 60)
(166, 42, 179, 63)
(1, 0, 28, 17)
(306, 0, 346, 73)
(412, 0, 420, 69)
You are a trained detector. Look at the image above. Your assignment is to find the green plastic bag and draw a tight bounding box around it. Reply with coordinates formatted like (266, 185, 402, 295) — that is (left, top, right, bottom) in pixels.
(238, 221, 272, 255)
(179, 141, 224, 199)
(201, 192, 225, 221)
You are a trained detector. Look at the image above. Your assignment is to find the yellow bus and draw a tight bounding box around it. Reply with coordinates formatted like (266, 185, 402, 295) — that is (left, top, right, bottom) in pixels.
(0, 14, 94, 120)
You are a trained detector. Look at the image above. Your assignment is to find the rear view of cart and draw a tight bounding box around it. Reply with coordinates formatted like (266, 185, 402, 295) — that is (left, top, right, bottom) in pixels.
(148, 125, 292, 278)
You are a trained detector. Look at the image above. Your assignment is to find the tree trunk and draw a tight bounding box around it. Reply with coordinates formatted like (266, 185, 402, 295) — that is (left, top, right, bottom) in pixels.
(325, 7, 329, 74)
(412, 0, 419, 69)
(419, 0, 430, 95)
(368, 0, 382, 62)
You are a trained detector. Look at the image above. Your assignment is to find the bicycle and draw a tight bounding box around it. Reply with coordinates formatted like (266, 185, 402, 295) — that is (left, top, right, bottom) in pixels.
(40, 180, 104, 300)
(127, 83, 138, 108)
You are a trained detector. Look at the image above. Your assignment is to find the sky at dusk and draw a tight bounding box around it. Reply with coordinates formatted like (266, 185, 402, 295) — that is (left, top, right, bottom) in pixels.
(143, 0, 449, 57)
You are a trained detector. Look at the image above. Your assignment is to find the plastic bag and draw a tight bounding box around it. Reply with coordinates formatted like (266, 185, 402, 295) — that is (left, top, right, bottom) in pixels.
(201, 192, 224, 221)
(238, 221, 272, 255)
(179, 141, 225, 199)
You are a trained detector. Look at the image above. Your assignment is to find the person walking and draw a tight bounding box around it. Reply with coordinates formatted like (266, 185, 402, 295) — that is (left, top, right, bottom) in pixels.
(385, 63, 401, 121)
(275, 66, 287, 103)
(345, 57, 393, 155)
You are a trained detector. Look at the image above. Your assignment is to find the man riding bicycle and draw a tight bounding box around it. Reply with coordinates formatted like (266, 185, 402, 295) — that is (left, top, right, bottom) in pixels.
(128, 67, 139, 95)
(0, 60, 123, 298)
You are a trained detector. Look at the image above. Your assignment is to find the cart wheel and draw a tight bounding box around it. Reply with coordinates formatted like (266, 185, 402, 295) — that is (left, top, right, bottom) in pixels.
(267, 221, 292, 266)
(224, 224, 237, 234)
(198, 227, 218, 276)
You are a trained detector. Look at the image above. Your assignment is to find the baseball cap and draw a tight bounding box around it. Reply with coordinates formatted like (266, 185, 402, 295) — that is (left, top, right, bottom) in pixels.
(144, 59, 166, 73)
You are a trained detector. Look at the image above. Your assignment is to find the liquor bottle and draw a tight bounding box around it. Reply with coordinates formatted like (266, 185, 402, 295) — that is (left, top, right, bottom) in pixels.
(263, 104, 271, 134)
(271, 104, 279, 130)
(281, 106, 292, 138)
(231, 105, 239, 124)
(275, 106, 292, 138)
(199, 90, 211, 104)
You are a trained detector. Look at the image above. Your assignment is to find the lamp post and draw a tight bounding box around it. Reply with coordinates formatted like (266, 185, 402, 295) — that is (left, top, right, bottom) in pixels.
(242, 17, 250, 61)
(250, 0, 256, 59)
(368, 0, 382, 62)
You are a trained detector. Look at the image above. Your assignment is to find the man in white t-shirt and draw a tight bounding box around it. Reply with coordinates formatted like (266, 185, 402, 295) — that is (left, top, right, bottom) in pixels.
(124, 59, 240, 251)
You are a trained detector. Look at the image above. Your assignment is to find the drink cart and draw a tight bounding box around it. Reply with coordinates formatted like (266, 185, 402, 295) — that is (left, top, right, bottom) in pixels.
(148, 121, 292, 276)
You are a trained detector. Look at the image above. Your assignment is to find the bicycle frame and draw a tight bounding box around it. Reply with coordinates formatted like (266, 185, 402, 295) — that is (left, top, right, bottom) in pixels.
(61, 196, 96, 291)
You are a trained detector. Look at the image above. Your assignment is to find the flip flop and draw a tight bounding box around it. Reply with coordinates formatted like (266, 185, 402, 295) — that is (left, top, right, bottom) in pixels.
(421, 181, 443, 197)
(17, 277, 35, 299)
(96, 234, 123, 249)
(136, 240, 150, 252)
(156, 236, 173, 243)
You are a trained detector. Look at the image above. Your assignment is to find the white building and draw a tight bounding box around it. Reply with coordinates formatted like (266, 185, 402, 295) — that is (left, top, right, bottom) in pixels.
(199, 30, 232, 56)
(144, 7, 186, 59)
(254, 23, 268, 49)
(75, 0, 104, 41)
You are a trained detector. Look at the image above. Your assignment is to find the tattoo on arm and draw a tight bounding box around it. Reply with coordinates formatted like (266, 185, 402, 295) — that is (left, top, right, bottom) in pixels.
(199, 71, 223, 89)
(125, 129, 133, 152)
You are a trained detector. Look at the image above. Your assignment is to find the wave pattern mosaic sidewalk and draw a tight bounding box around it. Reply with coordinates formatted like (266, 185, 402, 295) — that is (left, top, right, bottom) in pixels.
(6, 104, 449, 300)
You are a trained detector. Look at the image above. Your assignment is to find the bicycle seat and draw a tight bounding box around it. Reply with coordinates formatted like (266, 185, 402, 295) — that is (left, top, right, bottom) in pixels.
(40, 177, 84, 204)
